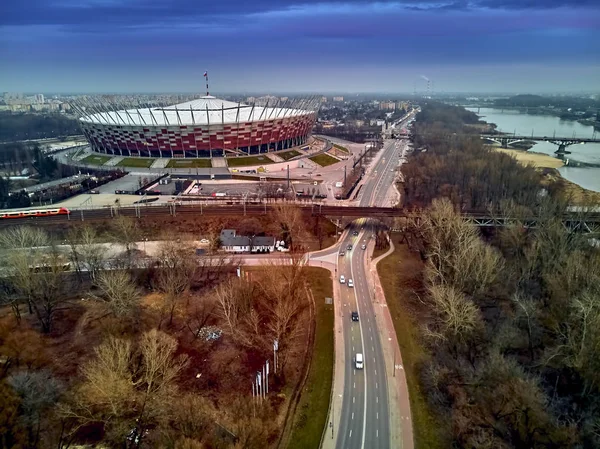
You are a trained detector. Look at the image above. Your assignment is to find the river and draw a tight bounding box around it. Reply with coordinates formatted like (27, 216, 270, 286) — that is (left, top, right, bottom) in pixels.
(466, 107, 600, 193)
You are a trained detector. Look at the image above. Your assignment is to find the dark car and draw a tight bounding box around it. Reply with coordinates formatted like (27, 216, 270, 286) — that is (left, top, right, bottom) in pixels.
(351, 311, 359, 322)
(347, 244, 353, 251)
(352, 230, 359, 236)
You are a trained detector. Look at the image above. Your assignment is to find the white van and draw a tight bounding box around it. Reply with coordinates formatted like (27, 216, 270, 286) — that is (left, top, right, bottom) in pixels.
(339, 275, 346, 284)
(355, 353, 364, 369)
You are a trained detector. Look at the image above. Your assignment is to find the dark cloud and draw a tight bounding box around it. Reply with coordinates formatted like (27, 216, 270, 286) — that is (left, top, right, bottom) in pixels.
(1, 0, 598, 28)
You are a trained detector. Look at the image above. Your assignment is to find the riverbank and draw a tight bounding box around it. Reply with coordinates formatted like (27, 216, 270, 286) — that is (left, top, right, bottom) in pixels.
(492, 147, 600, 203)
(493, 147, 564, 169)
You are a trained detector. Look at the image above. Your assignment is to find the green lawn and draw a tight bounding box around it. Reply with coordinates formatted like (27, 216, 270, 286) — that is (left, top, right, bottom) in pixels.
(226, 154, 274, 167)
(116, 157, 156, 168)
(332, 143, 349, 154)
(278, 150, 301, 161)
(81, 154, 111, 165)
(287, 267, 334, 449)
(309, 153, 339, 167)
(376, 240, 447, 449)
(166, 158, 212, 168)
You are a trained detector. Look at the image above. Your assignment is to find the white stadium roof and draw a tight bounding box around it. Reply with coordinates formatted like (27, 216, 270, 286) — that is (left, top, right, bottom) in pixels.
(79, 96, 314, 127)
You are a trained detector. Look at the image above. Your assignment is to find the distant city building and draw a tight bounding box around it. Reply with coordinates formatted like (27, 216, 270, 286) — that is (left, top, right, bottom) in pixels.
(333, 96, 344, 102)
(35, 94, 45, 104)
(321, 96, 328, 103)
(379, 101, 395, 111)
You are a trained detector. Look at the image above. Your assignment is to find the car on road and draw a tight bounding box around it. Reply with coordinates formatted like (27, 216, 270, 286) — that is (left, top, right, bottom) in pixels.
(339, 251, 345, 256)
(355, 353, 364, 369)
(347, 244, 353, 251)
(351, 311, 359, 321)
(352, 230, 358, 236)
(361, 244, 367, 250)
(339, 275, 345, 284)
(348, 279, 354, 288)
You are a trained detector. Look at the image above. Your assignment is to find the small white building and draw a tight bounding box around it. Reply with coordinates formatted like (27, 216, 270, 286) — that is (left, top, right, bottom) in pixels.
(220, 230, 250, 253)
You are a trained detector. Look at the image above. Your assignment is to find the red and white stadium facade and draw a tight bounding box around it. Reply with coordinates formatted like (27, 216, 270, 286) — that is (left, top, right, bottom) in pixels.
(73, 96, 320, 158)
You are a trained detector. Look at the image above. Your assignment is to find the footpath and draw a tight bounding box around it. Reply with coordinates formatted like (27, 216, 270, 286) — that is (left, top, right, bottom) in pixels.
(368, 238, 414, 449)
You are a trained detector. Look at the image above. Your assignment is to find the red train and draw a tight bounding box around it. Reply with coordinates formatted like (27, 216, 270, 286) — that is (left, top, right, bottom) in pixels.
(0, 207, 71, 219)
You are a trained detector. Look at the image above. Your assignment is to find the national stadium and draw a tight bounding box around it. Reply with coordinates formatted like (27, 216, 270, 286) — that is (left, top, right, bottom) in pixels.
(72, 94, 320, 159)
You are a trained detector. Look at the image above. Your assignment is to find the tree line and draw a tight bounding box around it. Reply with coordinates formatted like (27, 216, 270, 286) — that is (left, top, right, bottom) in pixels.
(0, 112, 81, 142)
(397, 101, 600, 448)
(401, 102, 556, 211)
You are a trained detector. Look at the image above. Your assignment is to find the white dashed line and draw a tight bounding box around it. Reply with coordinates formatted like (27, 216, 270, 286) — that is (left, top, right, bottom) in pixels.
(377, 412, 379, 420)
(377, 429, 379, 438)
(376, 397, 379, 403)
(376, 382, 378, 389)
(353, 397, 355, 404)
(350, 430, 352, 438)
(352, 412, 354, 420)
(354, 382, 356, 389)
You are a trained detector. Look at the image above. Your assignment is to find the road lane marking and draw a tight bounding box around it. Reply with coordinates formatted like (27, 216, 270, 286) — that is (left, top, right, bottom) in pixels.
(376, 382, 378, 389)
(353, 396, 355, 404)
(352, 412, 354, 420)
(376, 396, 379, 403)
(350, 430, 352, 438)
(377, 412, 379, 420)
(377, 429, 379, 438)
(354, 382, 355, 389)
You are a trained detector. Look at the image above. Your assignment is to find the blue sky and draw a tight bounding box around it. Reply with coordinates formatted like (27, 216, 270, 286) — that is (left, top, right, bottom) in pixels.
(1, 0, 598, 93)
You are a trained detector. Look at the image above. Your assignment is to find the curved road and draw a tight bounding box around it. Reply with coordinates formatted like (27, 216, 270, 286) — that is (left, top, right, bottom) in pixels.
(312, 111, 415, 449)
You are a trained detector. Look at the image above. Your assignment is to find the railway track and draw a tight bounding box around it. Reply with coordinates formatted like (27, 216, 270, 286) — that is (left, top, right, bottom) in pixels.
(2, 203, 600, 228)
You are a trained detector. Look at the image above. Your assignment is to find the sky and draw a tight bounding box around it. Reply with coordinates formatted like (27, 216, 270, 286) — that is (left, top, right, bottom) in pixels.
(0, 0, 599, 94)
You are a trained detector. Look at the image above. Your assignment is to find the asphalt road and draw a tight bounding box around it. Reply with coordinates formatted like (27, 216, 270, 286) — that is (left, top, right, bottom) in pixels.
(333, 113, 413, 449)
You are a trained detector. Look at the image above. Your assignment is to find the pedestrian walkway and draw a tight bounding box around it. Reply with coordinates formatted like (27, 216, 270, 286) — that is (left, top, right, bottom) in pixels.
(150, 158, 169, 169)
(105, 156, 124, 166)
(211, 157, 227, 168)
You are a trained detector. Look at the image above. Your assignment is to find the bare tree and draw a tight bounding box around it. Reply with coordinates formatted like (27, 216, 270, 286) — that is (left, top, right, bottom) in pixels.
(270, 204, 307, 251)
(94, 270, 141, 318)
(425, 283, 481, 348)
(6, 245, 73, 333)
(67, 225, 107, 282)
(69, 330, 187, 447)
(154, 237, 197, 327)
(8, 369, 63, 449)
(0, 226, 49, 249)
(111, 216, 141, 269)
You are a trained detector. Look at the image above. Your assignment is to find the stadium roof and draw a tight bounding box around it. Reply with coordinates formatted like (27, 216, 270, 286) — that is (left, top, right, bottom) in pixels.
(79, 95, 315, 127)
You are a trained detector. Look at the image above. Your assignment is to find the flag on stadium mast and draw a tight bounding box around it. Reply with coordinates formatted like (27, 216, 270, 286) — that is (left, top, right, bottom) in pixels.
(203, 71, 208, 77)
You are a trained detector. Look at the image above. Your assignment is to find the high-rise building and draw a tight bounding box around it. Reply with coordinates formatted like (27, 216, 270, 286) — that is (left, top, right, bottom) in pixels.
(332, 96, 344, 102)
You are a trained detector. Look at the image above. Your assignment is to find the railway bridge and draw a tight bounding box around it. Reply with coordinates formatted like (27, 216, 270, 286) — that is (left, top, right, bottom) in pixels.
(3, 203, 600, 234)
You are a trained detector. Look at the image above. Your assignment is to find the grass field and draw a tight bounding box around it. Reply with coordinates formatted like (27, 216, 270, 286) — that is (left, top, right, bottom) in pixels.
(287, 267, 334, 449)
(377, 241, 447, 449)
(166, 159, 212, 168)
(310, 153, 339, 167)
(81, 154, 111, 165)
(116, 157, 155, 168)
(226, 155, 274, 167)
(278, 150, 301, 161)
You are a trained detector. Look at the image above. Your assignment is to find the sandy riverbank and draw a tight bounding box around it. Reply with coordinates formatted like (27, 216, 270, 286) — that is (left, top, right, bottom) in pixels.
(494, 148, 564, 169)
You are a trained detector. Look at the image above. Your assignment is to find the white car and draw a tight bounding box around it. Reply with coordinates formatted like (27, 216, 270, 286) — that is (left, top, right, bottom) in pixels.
(348, 279, 354, 288)
(355, 353, 364, 369)
(339, 275, 345, 284)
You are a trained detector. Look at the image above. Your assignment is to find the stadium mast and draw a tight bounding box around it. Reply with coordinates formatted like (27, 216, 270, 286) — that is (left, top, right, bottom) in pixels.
(204, 71, 209, 96)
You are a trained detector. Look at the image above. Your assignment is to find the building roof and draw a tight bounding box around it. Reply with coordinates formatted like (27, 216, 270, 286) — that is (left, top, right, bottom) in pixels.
(252, 236, 276, 247)
(80, 96, 316, 127)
